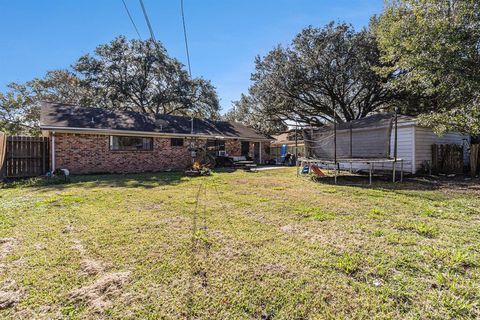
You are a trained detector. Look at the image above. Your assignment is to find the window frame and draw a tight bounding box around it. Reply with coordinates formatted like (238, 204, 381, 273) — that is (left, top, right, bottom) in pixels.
(170, 138, 184, 147)
(109, 136, 154, 152)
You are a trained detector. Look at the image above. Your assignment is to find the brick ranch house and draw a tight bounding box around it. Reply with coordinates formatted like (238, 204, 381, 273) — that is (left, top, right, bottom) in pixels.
(39, 103, 272, 174)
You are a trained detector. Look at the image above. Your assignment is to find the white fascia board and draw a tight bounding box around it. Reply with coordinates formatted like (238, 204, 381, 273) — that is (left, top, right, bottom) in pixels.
(40, 126, 273, 142)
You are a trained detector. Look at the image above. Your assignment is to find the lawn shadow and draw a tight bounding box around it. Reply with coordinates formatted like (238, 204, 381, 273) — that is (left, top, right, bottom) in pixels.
(2, 171, 192, 191)
(310, 173, 480, 193)
(0, 166, 254, 192)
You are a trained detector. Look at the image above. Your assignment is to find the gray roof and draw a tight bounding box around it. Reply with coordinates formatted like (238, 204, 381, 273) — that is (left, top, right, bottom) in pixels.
(309, 113, 416, 133)
(40, 102, 272, 141)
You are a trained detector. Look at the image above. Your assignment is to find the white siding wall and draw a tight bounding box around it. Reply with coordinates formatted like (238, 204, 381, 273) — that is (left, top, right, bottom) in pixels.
(350, 127, 391, 158)
(415, 128, 469, 173)
(316, 125, 415, 173)
(307, 122, 468, 175)
(389, 125, 415, 173)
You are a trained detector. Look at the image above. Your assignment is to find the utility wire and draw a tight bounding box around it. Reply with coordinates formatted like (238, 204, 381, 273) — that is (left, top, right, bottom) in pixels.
(180, 0, 192, 77)
(121, 0, 142, 39)
(139, 0, 156, 41)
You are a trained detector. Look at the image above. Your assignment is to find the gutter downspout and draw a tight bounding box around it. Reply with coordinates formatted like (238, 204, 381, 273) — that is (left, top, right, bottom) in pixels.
(51, 131, 56, 172)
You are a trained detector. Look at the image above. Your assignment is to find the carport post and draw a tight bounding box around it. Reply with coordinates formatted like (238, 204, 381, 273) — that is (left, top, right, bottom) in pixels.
(259, 141, 262, 164)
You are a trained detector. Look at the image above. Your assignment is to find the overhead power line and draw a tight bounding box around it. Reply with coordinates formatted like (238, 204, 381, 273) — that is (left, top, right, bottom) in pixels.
(139, 0, 156, 41)
(121, 0, 142, 39)
(180, 0, 192, 77)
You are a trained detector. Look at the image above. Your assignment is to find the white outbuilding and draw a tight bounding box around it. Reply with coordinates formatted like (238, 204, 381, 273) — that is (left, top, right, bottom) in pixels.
(303, 113, 469, 174)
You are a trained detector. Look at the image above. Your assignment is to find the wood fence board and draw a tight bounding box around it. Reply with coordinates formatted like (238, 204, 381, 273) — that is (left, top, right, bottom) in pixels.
(431, 144, 464, 174)
(4, 136, 49, 178)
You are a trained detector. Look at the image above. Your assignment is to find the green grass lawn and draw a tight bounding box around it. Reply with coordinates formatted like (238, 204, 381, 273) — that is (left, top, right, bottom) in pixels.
(0, 168, 479, 319)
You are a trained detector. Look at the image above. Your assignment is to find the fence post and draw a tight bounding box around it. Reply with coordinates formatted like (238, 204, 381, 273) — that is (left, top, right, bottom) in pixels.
(0, 132, 6, 181)
(471, 144, 479, 177)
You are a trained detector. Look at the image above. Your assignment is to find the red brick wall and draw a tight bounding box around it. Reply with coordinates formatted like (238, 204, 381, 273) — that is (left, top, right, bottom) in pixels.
(262, 143, 271, 163)
(53, 133, 192, 174)
(225, 140, 242, 157)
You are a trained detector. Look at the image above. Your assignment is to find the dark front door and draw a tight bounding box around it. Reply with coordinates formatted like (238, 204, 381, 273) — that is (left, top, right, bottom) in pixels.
(241, 141, 250, 158)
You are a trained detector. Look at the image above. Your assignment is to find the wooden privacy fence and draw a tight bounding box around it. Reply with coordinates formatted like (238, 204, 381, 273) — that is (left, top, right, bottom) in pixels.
(2, 136, 49, 178)
(470, 144, 479, 176)
(0, 133, 6, 179)
(431, 144, 464, 174)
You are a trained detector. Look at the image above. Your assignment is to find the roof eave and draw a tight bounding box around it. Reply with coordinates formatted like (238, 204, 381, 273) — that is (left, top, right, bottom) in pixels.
(40, 126, 274, 142)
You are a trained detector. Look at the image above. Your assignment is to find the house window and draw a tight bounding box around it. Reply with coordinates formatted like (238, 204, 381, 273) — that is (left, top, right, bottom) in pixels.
(110, 136, 153, 151)
(206, 140, 225, 151)
(171, 138, 184, 147)
(206, 140, 226, 156)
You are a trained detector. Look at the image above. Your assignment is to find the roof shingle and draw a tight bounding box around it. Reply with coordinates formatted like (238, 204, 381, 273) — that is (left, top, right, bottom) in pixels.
(40, 102, 272, 141)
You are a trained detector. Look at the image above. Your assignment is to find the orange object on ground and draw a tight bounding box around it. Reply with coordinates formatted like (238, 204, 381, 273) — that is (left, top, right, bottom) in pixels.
(310, 164, 326, 177)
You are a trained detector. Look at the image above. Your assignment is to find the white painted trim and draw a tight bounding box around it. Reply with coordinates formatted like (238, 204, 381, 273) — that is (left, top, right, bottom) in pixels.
(40, 126, 273, 142)
(51, 132, 56, 172)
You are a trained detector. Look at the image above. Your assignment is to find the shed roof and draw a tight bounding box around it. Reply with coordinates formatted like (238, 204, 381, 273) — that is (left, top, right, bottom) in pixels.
(40, 102, 272, 141)
(308, 113, 416, 133)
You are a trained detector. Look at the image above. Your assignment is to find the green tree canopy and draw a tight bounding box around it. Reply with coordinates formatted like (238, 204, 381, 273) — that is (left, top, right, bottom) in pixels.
(223, 94, 287, 135)
(373, 0, 480, 136)
(0, 84, 39, 136)
(0, 36, 220, 135)
(74, 36, 219, 118)
(249, 22, 394, 126)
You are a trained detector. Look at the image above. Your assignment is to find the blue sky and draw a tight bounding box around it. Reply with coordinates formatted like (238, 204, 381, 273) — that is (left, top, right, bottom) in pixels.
(0, 0, 384, 113)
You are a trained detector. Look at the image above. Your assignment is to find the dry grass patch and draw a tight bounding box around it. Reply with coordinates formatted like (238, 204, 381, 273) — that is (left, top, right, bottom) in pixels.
(0, 169, 479, 319)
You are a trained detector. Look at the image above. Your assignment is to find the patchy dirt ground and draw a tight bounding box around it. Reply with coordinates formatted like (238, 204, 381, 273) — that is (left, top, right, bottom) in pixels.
(69, 271, 130, 312)
(0, 168, 479, 319)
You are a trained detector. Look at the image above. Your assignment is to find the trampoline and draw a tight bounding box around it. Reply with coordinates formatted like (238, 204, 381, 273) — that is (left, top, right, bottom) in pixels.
(295, 110, 404, 185)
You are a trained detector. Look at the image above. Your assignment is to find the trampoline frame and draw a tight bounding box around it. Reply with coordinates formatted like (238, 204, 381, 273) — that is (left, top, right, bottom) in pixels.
(298, 157, 404, 185)
(295, 108, 404, 185)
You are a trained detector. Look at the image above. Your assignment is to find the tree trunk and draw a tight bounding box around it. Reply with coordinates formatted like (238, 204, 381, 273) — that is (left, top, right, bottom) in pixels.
(470, 144, 479, 177)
